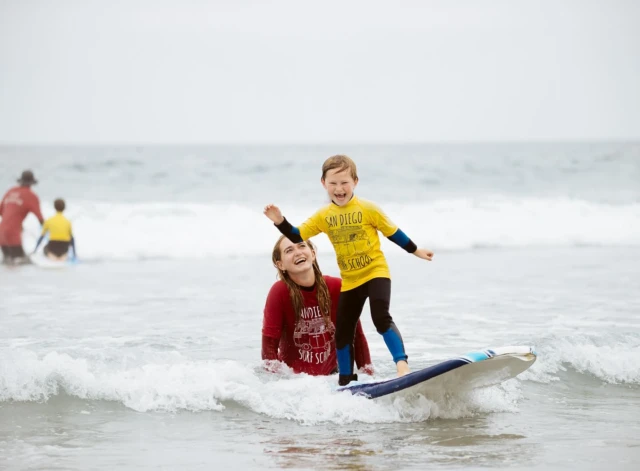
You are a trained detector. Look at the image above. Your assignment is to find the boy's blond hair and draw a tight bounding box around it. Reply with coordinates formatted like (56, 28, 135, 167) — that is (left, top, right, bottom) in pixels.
(321, 155, 358, 181)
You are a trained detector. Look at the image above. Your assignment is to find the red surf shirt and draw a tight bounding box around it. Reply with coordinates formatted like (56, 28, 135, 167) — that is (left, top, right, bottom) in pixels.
(0, 186, 44, 246)
(262, 275, 372, 376)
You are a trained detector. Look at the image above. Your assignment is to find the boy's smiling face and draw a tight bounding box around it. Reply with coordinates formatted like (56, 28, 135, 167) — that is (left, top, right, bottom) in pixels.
(321, 167, 358, 206)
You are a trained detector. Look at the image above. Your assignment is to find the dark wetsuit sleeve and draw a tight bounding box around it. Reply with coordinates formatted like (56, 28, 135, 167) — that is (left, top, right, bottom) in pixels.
(387, 228, 418, 253)
(353, 320, 372, 369)
(261, 335, 279, 361)
(275, 217, 304, 243)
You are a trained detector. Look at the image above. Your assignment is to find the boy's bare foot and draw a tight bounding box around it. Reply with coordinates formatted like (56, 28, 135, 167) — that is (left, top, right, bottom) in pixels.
(396, 360, 410, 377)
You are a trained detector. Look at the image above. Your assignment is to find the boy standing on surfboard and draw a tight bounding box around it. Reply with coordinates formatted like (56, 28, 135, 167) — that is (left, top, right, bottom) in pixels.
(264, 155, 433, 386)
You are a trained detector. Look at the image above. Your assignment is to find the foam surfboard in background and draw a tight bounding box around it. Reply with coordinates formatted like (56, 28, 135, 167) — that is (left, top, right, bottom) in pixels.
(30, 254, 78, 269)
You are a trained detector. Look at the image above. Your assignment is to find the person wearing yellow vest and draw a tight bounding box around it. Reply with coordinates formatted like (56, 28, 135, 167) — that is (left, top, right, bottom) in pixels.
(33, 198, 77, 261)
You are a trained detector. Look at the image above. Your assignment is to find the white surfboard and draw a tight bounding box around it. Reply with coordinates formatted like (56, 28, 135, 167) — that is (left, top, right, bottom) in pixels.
(338, 346, 536, 399)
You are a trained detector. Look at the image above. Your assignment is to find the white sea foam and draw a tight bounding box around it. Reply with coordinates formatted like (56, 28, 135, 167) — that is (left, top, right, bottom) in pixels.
(522, 333, 640, 385)
(3, 334, 638, 423)
(0, 348, 522, 422)
(20, 197, 640, 261)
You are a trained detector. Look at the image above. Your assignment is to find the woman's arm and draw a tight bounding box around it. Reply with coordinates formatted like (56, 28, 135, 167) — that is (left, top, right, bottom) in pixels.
(354, 320, 374, 375)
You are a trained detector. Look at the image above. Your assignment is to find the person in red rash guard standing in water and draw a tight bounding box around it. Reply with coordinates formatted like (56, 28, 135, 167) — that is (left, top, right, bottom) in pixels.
(262, 235, 374, 377)
(0, 170, 44, 265)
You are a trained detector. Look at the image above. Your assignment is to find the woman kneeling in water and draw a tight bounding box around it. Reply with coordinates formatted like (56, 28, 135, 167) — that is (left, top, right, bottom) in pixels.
(262, 235, 373, 376)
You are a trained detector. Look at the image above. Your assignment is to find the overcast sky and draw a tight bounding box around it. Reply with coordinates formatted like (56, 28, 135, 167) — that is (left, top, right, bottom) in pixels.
(1, 0, 639, 144)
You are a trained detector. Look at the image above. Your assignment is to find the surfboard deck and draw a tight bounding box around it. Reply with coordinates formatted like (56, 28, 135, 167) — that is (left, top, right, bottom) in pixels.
(337, 346, 536, 399)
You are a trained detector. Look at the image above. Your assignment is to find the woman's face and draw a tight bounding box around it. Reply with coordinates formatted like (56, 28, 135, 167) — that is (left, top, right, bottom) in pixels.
(276, 238, 316, 275)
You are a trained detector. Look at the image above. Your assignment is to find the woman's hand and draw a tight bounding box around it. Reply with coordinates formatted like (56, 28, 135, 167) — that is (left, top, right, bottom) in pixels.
(360, 364, 375, 376)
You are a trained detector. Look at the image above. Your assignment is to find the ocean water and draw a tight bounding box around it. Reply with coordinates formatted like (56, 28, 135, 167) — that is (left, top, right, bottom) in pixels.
(1, 143, 639, 470)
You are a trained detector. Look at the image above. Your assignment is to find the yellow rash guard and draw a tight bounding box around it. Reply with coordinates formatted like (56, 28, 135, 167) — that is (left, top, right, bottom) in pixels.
(42, 212, 73, 242)
(292, 196, 399, 291)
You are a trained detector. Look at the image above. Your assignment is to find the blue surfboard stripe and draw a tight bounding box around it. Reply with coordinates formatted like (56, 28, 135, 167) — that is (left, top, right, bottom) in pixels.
(461, 351, 492, 362)
(338, 358, 471, 399)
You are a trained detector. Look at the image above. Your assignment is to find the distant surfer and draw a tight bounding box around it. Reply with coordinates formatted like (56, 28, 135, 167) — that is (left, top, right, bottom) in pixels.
(264, 155, 433, 385)
(0, 170, 44, 265)
(33, 198, 77, 261)
(262, 235, 373, 377)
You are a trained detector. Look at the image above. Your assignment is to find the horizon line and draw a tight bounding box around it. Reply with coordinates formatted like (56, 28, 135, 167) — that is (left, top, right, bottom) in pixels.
(1, 137, 639, 147)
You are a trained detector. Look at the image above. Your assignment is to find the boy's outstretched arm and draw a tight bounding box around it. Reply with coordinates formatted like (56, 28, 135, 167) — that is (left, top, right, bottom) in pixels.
(263, 204, 304, 243)
(412, 247, 434, 261)
(387, 228, 433, 261)
(263, 204, 284, 225)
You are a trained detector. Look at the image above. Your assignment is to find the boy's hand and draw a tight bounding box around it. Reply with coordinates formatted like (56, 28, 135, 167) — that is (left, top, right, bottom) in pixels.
(413, 248, 434, 261)
(263, 204, 284, 225)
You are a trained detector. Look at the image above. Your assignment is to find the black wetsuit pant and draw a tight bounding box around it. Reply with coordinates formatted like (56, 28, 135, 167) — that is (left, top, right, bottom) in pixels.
(336, 277, 408, 385)
(44, 241, 70, 257)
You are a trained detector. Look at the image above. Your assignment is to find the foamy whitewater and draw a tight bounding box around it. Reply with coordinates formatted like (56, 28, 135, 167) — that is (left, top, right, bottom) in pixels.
(1, 143, 639, 470)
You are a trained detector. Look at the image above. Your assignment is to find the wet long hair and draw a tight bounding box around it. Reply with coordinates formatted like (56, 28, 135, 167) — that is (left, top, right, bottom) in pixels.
(272, 235, 332, 326)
